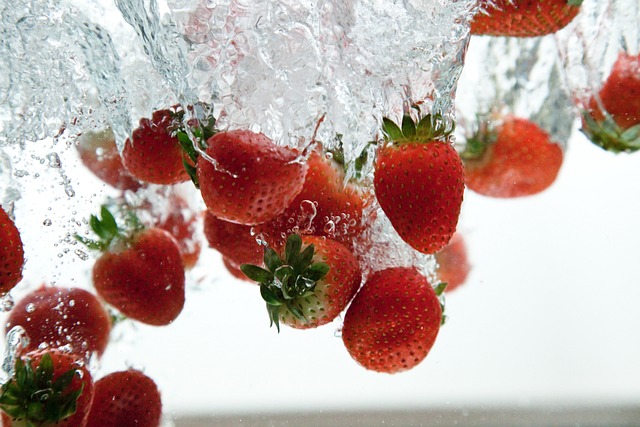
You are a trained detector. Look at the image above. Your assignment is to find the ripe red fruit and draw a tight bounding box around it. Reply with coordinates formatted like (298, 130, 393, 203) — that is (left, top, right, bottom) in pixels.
(155, 194, 202, 269)
(341, 267, 442, 373)
(255, 149, 369, 252)
(582, 52, 640, 153)
(78, 206, 185, 326)
(223, 257, 254, 282)
(434, 233, 471, 293)
(462, 116, 564, 198)
(0, 350, 94, 427)
(241, 234, 362, 331)
(374, 114, 465, 255)
(203, 210, 263, 267)
(0, 206, 24, 294)
(76, 128, 143, 191)
(6, 286, 111, 359)
(471, 0, 583, 37)
(85, 369, 162, 427)
(197, 129, 308, 225)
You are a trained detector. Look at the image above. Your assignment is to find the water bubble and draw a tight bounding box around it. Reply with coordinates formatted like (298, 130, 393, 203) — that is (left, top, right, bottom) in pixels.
(2, 326, 29, 379)
(43, 218, 52, 226)
(14, 170, 29, 178)
(74, 249, 89, 260)
(0, 294, 15, 312)
(25, 303, 36, 313)
(47, 152, 61, 168)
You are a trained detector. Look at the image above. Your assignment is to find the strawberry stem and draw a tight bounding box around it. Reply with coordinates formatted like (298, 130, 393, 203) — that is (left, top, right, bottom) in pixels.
(240, 234, 329, 332)
(581, 112, 640, 154)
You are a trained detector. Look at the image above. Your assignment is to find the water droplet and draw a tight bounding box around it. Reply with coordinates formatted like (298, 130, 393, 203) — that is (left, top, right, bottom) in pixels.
(14, 170, 29, 177)
(323, 220, 335, 234)
(43, 218, 52, 226)
(1, 294, 15, 312)
(47, 152, 61, 168)
(74, 249, 89, 260)
(68, 299, 75, 307)
(25, 303, 36, 313)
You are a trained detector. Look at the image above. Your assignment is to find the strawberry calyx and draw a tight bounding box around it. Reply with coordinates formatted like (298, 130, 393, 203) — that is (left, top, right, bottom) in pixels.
(459, 122, 498, 161)
(433, 281, 448, 326)
(0, 353, 84, 425)
(75, 205, 143, 252)
(327, 134, 376, 182)
(382, 113, 455, 145)
(172, 103, 218, 188)
(567, 0, 583, 6)
(581, 112, 640, 154)
(240, 234, 329, 332)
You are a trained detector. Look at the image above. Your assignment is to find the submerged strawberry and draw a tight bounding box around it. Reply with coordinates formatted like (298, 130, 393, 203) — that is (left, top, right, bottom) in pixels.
(85, 369, 161, 427)
(374, 114, 465, 254)
(241, 234, 361, 331)
(0, 350, 94, 427)
(471, 0, 583, 37)
(203, 211, 263, 268)
(122, 105, 215, 185)
(462, 116, 564, 198)
(6, 286, 112, 359)
(0, 205, 24, 294)
(342, 267, 443, 374)
(582, 52, 640, 153)
(435, 233, 471, 293)
(196, 129, 308, 225)
(77, 206, 185, 326)
(255, 148, 369, 252)
(76, 128, 143, 191)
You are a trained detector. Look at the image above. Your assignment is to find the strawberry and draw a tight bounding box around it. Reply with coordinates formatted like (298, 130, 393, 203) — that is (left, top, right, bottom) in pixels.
(254, 148, 369, 252)
(77, 206, 185, 326)
(6, 286, 112, 359)
(76, 128, 143, 191)
(462, 116, 564, 198)
(0, 206, 24, 294)
(85, 369, 161, 427)
(471, 0, 583, 37)
(196, 129, 308, 225)
(373, 114, 465, 255)
(434, 233, 471, 292)
(0, 350, 94, 427)
(122, 105, 215, 185)
(203, 210, 263, 267)
(582, 52, 640, 153)
(241, 234, 361, 331)
(155, 194, 202, 269)
(341, 267, 443, 374)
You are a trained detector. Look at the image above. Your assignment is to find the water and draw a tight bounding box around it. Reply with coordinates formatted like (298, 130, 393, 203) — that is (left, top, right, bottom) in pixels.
(2, 0, 633, 420)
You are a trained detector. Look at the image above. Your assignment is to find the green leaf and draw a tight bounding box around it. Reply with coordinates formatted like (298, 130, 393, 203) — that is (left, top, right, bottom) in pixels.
(75, 235, 103, 251)
(434, 282, 448, 296)
(36, 353, 54, 386)
(284, 234, 302, 265)
(567, 0, 583, 6)
(263, 247, 283, 272)
(305, 262, 330, 282)
(287, 302, 307, 322)
(382, 117, 404, 141)
(261, 284, 283, 306)
(177, 131, 199, 163)
(99, 205, 118, 236)
(240, 264, 273, 283)
(401, 115, 417, 139)
(267, 304, 281, 332)
(292, 243, 315, 272)
(182, 155, 199, 188)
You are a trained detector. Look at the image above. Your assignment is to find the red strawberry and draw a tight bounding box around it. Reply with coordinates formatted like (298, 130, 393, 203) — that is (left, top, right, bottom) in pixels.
(0, 350, 94, 427)
(471, 0, 583, 37)
(196, 129, 308, 225)
(255, 148, 369, 252)
(76, 128, 143, 191)
(434, 233, 471, 293)
(582, 52, 640, 153)
(155, 194, 202, 269)
(223, 257, 254, 282)
(373, 114, 465, 255)
(462, 116, 564, 197)
(122, 105, 215, 185)
(77, 206, 185, 326)
(6, 286, 111, 359)
(341, 267, 443, 373)
(203, 210, 263, 268)
(0, 206, 24, 294)
(85, 369, 161, 427)
(241, 234, 361, 331)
